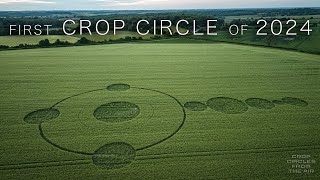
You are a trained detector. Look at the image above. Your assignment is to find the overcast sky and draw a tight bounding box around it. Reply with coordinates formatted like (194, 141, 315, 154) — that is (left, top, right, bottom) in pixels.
(0, 0, 319, 11)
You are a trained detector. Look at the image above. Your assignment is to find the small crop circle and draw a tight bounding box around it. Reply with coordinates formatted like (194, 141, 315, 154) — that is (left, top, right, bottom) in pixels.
(107, 84, 130, 91)
(282, 97, 308, 107)
(24, 108, 60, 124)
(93, 101, 140, 123)
(207, 97, 248, 114)
(245, 98, 275, 109)
(92, 142, 136, 169)
(184, 101, 207, 111)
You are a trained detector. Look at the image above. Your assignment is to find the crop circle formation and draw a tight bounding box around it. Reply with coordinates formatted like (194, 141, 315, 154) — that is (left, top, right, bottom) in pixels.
(107, 83, 130, 91)
(282, 97, 308, 107)
(245, 98, 275, 109)
(93, 101, 141, 123)
(24, 83, 309, 169)
(207, 97, 248, 114)
(92, 142, 136, 169)
(184, 101, 207, 111)
(24, 83, 186, 169)
(24, 108, 60, 124)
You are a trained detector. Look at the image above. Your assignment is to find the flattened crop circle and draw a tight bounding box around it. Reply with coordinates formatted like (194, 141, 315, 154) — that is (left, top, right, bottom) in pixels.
(93, 101, 140, 123)
(245, 98, 275, 109)
(207, 97, 248, 114)
(92, 142, 136, 169)
(282, 97, 308, 107)
(24, 108, 60, 124)
(107, 84, 130, 91)
(184, 101, 207, 111)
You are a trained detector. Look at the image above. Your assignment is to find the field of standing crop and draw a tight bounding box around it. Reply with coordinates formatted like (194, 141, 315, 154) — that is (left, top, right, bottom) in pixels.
(0, 31, 153, 47)
(0, 43, 319, 179)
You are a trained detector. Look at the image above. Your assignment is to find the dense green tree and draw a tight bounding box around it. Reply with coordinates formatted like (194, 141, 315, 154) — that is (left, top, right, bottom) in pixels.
(77, 37, 91, 44)
(38, 39, 50, 47)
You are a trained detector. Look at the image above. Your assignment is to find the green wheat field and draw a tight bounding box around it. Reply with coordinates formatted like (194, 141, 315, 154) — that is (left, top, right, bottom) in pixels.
(0, 42, 319, 179)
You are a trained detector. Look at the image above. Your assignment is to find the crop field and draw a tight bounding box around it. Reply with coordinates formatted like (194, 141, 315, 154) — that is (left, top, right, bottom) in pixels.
(0, 35, 79, 46)
(0, 31, 153, 47)
(0, 43, 319, 179)
(189, 27, 320, 54)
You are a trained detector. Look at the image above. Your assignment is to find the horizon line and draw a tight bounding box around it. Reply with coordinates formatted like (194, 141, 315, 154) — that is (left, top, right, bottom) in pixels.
(0, 6, 319, 12)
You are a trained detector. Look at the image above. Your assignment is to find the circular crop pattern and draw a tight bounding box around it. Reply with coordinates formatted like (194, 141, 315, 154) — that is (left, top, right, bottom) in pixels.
(245, 98, 275, 109)
(272, 100, 285, 105)
(107, 84, 130, 91)
(207, 97, 248, 114)
(184, 101, 207, 111)
(28, 83, 309, 170)
(24, 108, 60, 124)
(93, 101, 140, 123)
(92, 142, 136, 169)
(34, 84, 186, 168)
(282, 97, 308, 107)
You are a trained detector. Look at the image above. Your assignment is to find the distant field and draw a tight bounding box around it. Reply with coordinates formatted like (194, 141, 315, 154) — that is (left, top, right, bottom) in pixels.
(0, 35, 79, 46)
(1, 25, 319, 54)
(190, 27, 320, 54)
(224, 14, 320, 23)
(0, 31, 154, 47)
(0, 43, 319, 179)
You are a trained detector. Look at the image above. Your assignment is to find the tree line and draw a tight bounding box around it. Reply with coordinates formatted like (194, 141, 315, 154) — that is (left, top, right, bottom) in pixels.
(0, 36, 168, 50)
